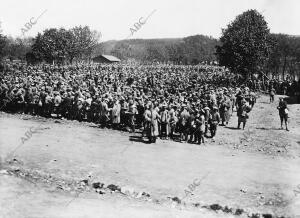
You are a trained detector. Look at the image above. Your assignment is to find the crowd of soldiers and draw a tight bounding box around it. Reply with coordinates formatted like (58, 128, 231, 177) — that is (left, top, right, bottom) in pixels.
(0, 63, 256, 143)
(246, 76, 300, 97)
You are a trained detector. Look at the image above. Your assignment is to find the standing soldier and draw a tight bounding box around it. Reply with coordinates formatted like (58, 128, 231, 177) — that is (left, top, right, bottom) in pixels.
(277, 97, 289, 131)
(178, 104, 190, 142)
(127, 100, 138, 133)
(237, 99, 251, 130)
(194, 110, 205, 144)
(168, 104, 178, 140)
(100, 99, 110, 128)
(120, 97, 128, 128)
(203, 102, 210, 137)
(210, 106, 220, 140)
(269, 85, 275, 103)
(160, 103, 169, 139)
(220, 95, 231, 126)
(111, 98, 121, 129)
(144, 103, 160, 143)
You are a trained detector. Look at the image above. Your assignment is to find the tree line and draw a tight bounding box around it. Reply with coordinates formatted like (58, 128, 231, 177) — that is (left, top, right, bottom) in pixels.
(102, 35, 219, 64)
(0, 10, 299, 80)
(215, 9, 300, 80)
(0, 25, 100, 64)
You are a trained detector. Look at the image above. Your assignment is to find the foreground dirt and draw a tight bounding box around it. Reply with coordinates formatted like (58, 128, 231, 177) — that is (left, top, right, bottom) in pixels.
(0, 95, 300, 218)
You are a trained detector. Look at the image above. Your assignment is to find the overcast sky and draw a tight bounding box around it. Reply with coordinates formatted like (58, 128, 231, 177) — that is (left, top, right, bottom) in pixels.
(0, 0, 299, 41)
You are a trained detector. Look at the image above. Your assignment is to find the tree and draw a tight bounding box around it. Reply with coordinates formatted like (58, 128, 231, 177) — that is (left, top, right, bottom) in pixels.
(31, 33, 45, 62)
(182, 35, 218, 64)
(31, 29, 63, 63)
(216, 9, 272, 79)
(0, 34, 7, 60)
(3, 37, 33, 61)
(267, 34, 300, 79)
(71, 26, 101, 61)
(31, 26, 101, 64)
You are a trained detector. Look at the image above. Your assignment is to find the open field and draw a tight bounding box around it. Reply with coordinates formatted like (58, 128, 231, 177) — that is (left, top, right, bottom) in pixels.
(1, 95, 300, 218)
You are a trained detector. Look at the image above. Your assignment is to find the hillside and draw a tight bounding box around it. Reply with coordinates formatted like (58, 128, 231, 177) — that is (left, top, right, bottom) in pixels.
(93, 35, 219, 64)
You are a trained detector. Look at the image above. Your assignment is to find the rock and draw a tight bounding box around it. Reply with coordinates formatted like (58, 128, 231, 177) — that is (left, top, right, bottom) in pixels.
(120, 186, 135, 195)
(250, 213, 261, 218)
(64, 186, 71, 191)
(81, 179, 88, 186)
(234, 208, 244, 215)
(240, 189, 247, 193)
(142, 192, 150, 197)
(136, 192, 143, 198)
(97, 189, 105, 194)
(193, 203, 200, 207)
(210, 204, 222, 211)
(171, 202, 177, 208)
(222, 206, 232, 213)
(171, 197, 181, 204)
(0, 169, 8, 174)
(92, 182, 104, 189)
(107, 184, 121, 192)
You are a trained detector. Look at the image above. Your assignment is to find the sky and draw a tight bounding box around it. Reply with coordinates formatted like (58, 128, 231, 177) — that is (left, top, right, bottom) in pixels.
(0, 0, 299, 41)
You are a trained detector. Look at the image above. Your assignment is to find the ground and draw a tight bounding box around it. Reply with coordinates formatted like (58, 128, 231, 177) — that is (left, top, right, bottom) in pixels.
(0, 94, 300, 218)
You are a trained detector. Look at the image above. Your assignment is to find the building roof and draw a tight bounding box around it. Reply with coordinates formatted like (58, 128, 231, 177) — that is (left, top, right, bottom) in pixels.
(93, 54, 121, 62)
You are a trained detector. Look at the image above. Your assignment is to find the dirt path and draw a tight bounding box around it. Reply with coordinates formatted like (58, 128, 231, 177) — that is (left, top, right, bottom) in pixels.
(0, 95, 300, 218)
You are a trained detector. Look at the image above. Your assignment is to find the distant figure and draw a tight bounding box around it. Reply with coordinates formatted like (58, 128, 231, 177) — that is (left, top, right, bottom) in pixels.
(269, 86, 275, 103)
(237, 99, 251, 130)
(277, 97, 289, 131)
(210, 106, 220, 139)
(144, 103, 160, 143)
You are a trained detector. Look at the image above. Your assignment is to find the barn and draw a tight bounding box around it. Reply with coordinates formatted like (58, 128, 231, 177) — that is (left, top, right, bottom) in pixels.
(92, 54, 121, 64)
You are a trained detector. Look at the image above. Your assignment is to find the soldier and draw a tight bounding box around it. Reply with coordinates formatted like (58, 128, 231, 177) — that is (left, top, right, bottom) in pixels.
(160, 103, 169, 139)
(168, 104, 178, 140)
(220, 95, 231, 126)
(144, 103, 160, 143)
(269, 85, 275, 103)
(194, 110, 205, 144)
(203, 102, 210, 136)
(178, 104, 190, 142)
(111, 98, 121, 129)
(237, 99, 251, 130)
(127, 100, 138, 132)
(210, 106, 220, 139)
(277, 97, 289, 131)
(100, 98, 110, 128)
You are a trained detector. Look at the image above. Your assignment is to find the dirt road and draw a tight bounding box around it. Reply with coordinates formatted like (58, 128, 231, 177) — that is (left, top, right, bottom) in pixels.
(0, 95, 300, 218)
